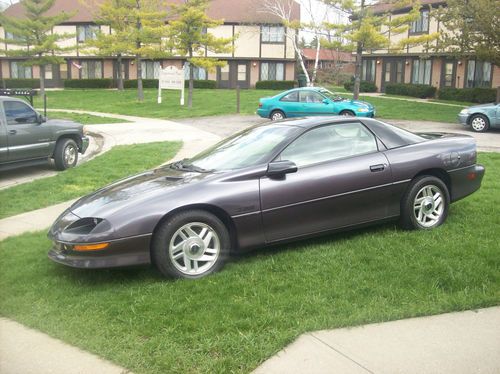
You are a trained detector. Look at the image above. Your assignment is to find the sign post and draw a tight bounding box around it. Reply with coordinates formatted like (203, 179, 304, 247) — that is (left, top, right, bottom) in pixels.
(158, 66, 185, 105)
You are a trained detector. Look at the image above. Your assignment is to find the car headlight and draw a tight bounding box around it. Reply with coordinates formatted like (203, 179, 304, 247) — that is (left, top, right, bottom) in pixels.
(357, 108, 369, 113)
(65, 217, 112, 235)
(460, 109, 470, 115)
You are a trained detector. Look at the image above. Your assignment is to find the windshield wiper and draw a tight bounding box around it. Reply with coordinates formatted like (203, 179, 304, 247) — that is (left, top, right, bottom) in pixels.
(170, 159, 211, 173)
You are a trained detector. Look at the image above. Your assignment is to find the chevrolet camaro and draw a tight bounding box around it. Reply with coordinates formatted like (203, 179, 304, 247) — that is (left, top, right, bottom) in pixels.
(48, 117, 485, 279)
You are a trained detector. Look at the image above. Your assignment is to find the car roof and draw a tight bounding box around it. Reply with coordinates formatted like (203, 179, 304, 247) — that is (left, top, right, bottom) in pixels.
(268, 116, 363, 129)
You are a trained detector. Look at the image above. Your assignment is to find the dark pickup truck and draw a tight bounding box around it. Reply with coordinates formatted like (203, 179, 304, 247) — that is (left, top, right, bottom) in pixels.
(0, 97, 89, 171)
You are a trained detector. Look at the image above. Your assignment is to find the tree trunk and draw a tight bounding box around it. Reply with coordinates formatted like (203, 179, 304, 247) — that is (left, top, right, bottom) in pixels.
(136, 55, 143, 101)
(188, 48, 194, 108)
(353, 0, 365, 100)
(39, 64, 46, 100)
(117, 54, 124, 91)
(311, 33, 321, 86)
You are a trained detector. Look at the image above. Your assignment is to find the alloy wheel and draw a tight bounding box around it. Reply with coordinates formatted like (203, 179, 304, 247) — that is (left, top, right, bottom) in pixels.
(413, 185, 444, 228)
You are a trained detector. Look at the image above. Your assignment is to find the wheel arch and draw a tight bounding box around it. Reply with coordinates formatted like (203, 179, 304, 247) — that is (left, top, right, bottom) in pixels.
(53, 134, 83, 157)
(467, 112, 490, 125)
(412, 168, 451, 196)
(150, 204, 239, 262)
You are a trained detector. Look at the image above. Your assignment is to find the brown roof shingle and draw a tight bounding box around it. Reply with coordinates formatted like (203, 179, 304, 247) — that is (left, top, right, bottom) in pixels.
(2, 0, 300, 24)
(369, 0, 446, 14)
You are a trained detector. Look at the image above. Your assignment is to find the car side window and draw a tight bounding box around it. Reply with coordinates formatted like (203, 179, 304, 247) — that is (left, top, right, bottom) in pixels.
(4, 101, 38, 126)
(280, 123, 378, 167)
(299, 91, 324, 103)
(280, 91, 299, 102)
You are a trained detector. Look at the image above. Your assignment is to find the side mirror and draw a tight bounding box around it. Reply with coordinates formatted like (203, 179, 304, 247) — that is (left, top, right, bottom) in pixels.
(322, 99, 330, 105)
(267, 160, 298, 177)
(38, 114, 46, 124)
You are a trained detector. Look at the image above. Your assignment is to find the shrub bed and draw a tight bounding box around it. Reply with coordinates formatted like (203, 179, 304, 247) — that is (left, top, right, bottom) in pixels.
(63, 79, 113, 89)
(385, 83, 437, 98)
(123, 79, 158, 89)
(343, 79, 377, 93)
(184, 79, 216, 89)
(256, 80, 296, 90)
(438, 87, 496, 104)
(2, 78, 40, 89)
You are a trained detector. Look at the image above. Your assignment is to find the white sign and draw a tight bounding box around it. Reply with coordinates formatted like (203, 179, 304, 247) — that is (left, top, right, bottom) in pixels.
(158, 66, 185, 105)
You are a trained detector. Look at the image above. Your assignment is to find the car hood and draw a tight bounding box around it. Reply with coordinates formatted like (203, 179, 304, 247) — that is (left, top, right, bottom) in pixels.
(69, 165, 213, 218)
(348, 99, 373, 109)
(46, 119, 84, 131)
(467, 103, 496, 110)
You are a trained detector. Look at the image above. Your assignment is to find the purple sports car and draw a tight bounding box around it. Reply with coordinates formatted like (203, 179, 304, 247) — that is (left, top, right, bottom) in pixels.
(48, 117, 485, 279)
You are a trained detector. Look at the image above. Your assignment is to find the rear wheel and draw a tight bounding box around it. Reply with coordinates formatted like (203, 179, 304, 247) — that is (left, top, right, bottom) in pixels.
(400, 176, 450, 230)
(270, 110, 286, 121)
(339, 110, 355, 117)
(54, 138, 78, 170)
(470, 114, 489, 132)
(152, 210, 230, 279)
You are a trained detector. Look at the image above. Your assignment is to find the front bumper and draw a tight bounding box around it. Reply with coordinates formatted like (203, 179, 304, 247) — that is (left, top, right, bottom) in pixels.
(458, 113, 469, 126)
(80, 136, 90, 154)
(48, 234, 152, 269)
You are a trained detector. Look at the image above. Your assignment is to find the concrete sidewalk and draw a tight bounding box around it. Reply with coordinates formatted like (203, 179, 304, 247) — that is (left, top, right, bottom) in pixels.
(254, 307, 500, 374)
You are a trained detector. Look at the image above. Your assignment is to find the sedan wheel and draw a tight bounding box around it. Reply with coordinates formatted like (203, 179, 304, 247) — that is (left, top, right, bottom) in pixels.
(340, 110, 355, 117)
(400, 176, 450, 230)
(470, 114, 489, 133)
(270, 110, 285, 121)
(152, 210, 230, 279)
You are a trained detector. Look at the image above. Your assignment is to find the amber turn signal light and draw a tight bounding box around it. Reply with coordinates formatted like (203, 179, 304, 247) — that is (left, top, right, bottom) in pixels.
(74, 243, 110, 251)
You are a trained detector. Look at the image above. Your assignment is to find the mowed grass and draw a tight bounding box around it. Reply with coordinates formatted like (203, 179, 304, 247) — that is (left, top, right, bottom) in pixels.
(1, 154, 498, 373)
(0, 141, 181, 219)
(47, 111, 130, 125)
(34, 88, 463, 123)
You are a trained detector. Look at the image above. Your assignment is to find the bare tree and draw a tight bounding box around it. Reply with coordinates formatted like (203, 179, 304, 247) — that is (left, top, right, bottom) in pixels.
(260, 0, 327, 86)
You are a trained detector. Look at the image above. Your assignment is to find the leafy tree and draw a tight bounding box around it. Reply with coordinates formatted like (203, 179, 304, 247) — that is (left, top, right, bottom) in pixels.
(86, 0, 169, 100)
(323, 0, 439, 99)
(0, 0, 75, 98)
(165, 0, 233, 108)
(434, 0, 500, 66)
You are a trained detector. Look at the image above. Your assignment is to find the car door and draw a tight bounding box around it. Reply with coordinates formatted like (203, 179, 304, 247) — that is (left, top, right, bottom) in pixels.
(0, 110, 7, 163)
(260, 121, 393, 243)
(276, 91, 300, 117)
(3, 100, 52, 161)
(299, 90, 334, 116)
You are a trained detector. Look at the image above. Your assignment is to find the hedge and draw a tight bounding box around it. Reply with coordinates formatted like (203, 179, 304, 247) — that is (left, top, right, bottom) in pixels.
(63, 79, 113, 89)
(437, 87, 496, 104)
(184, 80, 216, 89)
(343, 79, 377, 93)
(385, 83, 437, 98)
(256, 80, 296, 90)
(2, 78, 40, 89)
(123, 79, 158, 89)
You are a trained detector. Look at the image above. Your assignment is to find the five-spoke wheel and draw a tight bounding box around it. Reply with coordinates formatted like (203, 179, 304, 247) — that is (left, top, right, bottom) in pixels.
(152, 210, 230, 279)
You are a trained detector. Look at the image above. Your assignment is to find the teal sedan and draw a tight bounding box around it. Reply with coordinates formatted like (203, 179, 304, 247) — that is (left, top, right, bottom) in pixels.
(257, 87, 375, 120)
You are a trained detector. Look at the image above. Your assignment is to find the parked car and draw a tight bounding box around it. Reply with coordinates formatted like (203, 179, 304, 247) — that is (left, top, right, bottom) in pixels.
(458, 102, 500, 132)
(0, 97, 89, 171)
(257, 87, 375, 120)
(48, 117, 484, 279)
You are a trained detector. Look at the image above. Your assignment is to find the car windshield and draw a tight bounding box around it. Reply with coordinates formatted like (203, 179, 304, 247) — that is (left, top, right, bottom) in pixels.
(183, 124, 300, 172)
(318, 89, 344, 102)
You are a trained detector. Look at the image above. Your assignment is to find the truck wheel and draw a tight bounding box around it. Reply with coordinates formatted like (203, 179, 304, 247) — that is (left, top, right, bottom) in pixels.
(54, 138, 78, 170)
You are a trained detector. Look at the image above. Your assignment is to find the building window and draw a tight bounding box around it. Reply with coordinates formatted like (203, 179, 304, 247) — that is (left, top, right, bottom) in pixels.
(362, 59, 376, 82)
(141, 61, 160, 79)
(184, 63, 207, 80)
(5, 30, 24, 41)
(60, 63, 69, 79)
(261, 62, 284, 81)
(10, 61, 32, 79)
(81, 60, 103, 79)
(466, 60, 492, 88)
(412, 59, 431, 85)
(410, 10, 429, 34)
(262, 26, 285, 43)
(77, 25, 99, 43)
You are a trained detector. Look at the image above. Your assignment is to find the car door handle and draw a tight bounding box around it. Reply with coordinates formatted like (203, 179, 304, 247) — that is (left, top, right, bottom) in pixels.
(9, 129, 17, 135)
(370, 164, 385, 172)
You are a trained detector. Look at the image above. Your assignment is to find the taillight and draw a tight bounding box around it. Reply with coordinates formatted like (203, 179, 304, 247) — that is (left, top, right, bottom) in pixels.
(258, 102, 262, 108)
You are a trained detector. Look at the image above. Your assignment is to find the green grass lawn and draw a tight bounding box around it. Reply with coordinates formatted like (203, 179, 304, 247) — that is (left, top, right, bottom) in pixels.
(47, 111, 130, 125)
(0, 141, 181, 219)
(1, 153, 498, 373)
(34, 88, 463, 123)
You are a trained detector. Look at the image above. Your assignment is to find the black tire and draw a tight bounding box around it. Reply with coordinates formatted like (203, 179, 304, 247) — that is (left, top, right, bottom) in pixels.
(339, 110, 355, 116)
(400, 176, 450, 230)
(54, 138, 78, 171)
(469, 114, 490, 133)
(270, 110, 286, 121)
(152, 210, 230, 279)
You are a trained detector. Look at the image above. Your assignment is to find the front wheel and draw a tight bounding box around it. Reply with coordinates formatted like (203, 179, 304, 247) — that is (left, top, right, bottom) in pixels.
(400, 176, 450, 230)
(339, 110, 355, 117)
(470, 114, 489, 133)
(152, 210, 230, 279)
(54, 138, 78, 170)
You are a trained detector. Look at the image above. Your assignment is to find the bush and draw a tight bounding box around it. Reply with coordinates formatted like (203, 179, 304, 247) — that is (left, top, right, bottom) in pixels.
(343, 79, 377, 93)
(256, 80, 296, 90)
(2, 79, 40, 89)
(123, 79, 158, 89)
(437, 87, 496, 104)
(385, 83, 437, 98)
(63, 79, 113, 89)
(184, 80, 216, 89)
